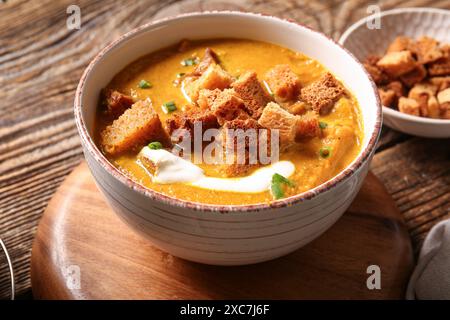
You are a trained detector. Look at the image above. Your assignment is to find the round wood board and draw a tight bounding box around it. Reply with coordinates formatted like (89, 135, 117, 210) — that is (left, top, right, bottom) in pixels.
(31, 162, 414, 299)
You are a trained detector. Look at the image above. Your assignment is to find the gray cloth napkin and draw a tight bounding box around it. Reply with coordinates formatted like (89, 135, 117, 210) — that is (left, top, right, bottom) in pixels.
(407, 219, 450, 300)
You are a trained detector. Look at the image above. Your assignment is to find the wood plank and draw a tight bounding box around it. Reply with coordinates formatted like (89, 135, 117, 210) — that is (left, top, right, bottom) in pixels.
(0, 0, 449, 299)
(31, 163, 413, 299)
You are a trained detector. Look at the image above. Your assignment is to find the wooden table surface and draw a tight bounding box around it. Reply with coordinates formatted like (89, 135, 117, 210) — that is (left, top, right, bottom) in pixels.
(0, 0, 449, 300)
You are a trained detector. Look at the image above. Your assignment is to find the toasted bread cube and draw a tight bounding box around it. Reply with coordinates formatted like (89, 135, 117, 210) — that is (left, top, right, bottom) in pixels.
(166, 107, 219, 142)
(208, 89, 249, 125)
(378, 88, 397, 107)
(427, 96, 441, 119)
(376, 51, 416, 77)
(100, 99, 170, 155)
(258, 102, 299, 147)
(183, 64, 233, 102)
(398, 97, 420, 116)
(219, 118, 263, 177)
(410, 36, 443, 64)
(102, 89, 134, 118)
(440, 102, 450, 119)
(231, 71, 272, 119)
(190, 48, 219, 76)
(300, 72, 345, 115)
(430, 77, 450, 91)
(364, 62, 390, 85)
(387, 36, 413, 53)
(428, 58, 450, 76)
(408, 83, 438, 100)
(265, 65, 300, 102)
(197, 88, 221, 110)
(386, 81, 405, 98)
(286, 101, 308, 115)
(400, 64, 427, 87)
(437, 88, 450, 105)
(295, 111, 320, 139)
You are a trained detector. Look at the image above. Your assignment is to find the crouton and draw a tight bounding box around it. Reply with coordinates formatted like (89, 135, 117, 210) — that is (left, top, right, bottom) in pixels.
(378, 88, 396, 107)
(386, 81, 405, 99)
(208, 89, 250, 125)
(400, 64, 427, 87)
(408, 83, 438, 100)
(410, 36, 443, 64)
(258, 102, 299, 147)
(430, 77, 450, 91)
(102, 89, 134, 118)
(364, 62, 390, 85)
(300, 72, 345, 115)
(197, 88, 221, 110)
(387, 36, 413, 53)
(437, 88, 450, 105)
(398, 97, 420, 116)
(295, 111, 320, 140)
(265, 65, 300, 102)
(286, 101, 308, 115)
(100, 99, 170, 155)
(231, 71, 272, 119)
(376, 51, 417, 77)
(190, 48, 220, 76)
(427, 95, 441, 119)
(219, 118, 263, 177)
(183, 64, 233, 102)
(428, 57, 450, 76)
(166, 107, 219, 141)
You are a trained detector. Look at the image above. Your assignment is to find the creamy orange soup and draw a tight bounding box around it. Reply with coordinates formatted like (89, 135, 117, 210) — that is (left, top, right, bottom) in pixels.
(95, 39, 363, 205)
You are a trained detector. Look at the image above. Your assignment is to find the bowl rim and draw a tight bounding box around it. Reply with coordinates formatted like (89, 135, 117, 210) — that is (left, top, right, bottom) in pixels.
(74, 11, 382, 213)
(339, 7, 450, 125)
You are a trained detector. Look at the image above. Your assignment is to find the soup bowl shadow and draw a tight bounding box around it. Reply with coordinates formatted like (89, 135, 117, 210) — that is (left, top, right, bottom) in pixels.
(74, 11, 381, 266)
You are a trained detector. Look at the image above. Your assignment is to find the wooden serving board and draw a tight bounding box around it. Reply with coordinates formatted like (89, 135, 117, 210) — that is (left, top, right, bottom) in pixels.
(31, 161, 414, 299)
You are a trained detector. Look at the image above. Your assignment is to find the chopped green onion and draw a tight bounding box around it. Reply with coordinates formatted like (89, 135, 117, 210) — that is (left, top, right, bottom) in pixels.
(319, 146, 332, 159)
(177, 72, 186, 78)
(319, 121, 328, 129)
(181, 57, 198, 66)
(148, 141, 163, 150)
(162, 101, 177, 113)
(138, 80, 152, 89)
(270, 173, 295, 200)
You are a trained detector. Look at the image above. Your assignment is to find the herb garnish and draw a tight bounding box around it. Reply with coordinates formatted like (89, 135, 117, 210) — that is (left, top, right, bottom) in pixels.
(319, 146, 332, 158)
(270, 173, 295, 200)
(138, 80, 152, 89)
(148, 141, 163, 150)
(162, 101, 177, 113)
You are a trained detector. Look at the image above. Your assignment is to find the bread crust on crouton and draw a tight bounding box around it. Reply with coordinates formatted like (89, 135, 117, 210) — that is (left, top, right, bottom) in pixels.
(265, 65, 300, 102)
(207, 89, 250, 125)
(190, 48, 220, 77)
(376, 51, 417, 77)
(258, 102, 299, 147)
(102, 89, 134, 118)
(378, 88, 396, 107)
(295, 111, 320, 140)
(398, 97, 420, 116)
(183, 64, 234, 103)
(219, 118, 263, 177)
(430, 77, 450, 91)
(387, 36, 413, 53)
(400, 64, 427, 87)
(428, 58, 450, 76)
(100, 99, 170, 155)
(166, 107, 219, 139)
(410, 36, 443, 64)
(231, 71, 272, 119)
(300, 72, 345, 115)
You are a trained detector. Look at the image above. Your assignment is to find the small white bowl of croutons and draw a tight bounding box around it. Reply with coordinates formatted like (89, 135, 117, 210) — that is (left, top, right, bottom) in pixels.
(339, 7, 450, 138)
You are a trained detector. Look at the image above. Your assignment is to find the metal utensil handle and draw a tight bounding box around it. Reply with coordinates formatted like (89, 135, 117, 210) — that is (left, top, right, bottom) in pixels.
(0, 238, 15, 300)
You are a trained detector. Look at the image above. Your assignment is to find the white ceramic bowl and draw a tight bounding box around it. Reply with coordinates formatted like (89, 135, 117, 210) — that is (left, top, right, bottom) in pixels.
(339, 7, 450, 138)
(74, 12, 381, 265)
